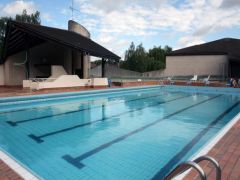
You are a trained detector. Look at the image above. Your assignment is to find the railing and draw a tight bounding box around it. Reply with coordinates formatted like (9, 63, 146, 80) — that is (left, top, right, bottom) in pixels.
(164, 161, 206, 180)
(194, 155, 221, 180)
(164, 155, 221, 180)
(108, 75, 229, 83)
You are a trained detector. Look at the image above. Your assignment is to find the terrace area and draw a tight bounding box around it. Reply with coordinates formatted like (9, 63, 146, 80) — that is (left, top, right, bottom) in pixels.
(0, 78, 237, 98)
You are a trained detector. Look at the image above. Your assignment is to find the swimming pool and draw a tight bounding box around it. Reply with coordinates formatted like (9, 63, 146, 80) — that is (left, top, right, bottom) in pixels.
(0, 86, 239, 179)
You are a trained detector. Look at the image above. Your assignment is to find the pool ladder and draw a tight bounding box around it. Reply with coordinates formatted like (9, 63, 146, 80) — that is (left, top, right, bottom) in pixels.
(164, 155, 221, 180)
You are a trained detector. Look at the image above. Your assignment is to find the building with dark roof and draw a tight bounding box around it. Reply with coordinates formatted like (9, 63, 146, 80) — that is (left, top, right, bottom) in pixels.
(144, 38, 240, 78)
(0, 20, 120, 86)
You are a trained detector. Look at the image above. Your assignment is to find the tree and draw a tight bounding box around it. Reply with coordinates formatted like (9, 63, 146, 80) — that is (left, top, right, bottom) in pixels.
(121, 42, 172, 72)
(92, 58, 120, 67)
(164, 45, 172, 54)
(0, 9, 41, 58)
(148, 46, 165, 70)
(15, 9, 40, 25)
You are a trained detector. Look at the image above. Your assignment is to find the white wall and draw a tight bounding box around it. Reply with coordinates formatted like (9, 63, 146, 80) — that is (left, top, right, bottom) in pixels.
(0, 65, 4, 85)
(143, 55, 228, 77)
(36, 75, 85, 89)
(49, 65, 68, 78)
(4, 52, 26, 86)
(4, 42, 69, 86)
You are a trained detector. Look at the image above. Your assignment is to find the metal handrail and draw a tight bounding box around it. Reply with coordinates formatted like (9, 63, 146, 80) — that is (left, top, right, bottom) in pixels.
(194, 155, 221, 180)
(164, 161, 206, 180)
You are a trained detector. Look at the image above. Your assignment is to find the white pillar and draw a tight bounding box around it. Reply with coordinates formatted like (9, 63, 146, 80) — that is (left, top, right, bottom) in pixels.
(83, 54, 90, 78)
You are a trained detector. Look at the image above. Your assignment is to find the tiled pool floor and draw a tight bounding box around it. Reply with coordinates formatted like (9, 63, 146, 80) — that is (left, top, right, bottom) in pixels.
(1, 119, 239, 179)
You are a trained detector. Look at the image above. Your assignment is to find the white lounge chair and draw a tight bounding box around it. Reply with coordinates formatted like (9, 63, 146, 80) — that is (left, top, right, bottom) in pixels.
(167, 77, 175, 85)
(203, 75, 211, 85)
(190, 75, 198, 82)
(187, 75, 198, 85)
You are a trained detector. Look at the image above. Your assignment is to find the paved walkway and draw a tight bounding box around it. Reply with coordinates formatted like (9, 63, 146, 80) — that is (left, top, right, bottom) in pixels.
(185, 119, 240, 180)
(0, 160, 23, 180)
(0, 86, 114, 97)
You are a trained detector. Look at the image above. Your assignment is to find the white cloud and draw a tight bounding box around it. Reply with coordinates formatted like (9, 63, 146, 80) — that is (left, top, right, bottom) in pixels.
(79, 18, 98, 30)
(95, 33, 130, 58)
(42, 13, 53, 22)
(60, 8, 69, 15)
(2, 0, 37, 16)
(97, 34, 114, 44)
(66, 0, 240, 53)
(220, 0, 240, 8)
(177, 36, 205, 48)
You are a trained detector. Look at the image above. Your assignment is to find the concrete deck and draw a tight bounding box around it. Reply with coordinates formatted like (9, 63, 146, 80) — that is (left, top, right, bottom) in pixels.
(0, 86, 116, 98)
(185, 119, 240, 180)
(0, 160, 23, 180)
(0, 81, 160, 97)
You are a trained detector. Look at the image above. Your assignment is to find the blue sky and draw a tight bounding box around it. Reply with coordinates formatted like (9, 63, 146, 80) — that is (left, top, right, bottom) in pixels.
(0, 0, 240, 59)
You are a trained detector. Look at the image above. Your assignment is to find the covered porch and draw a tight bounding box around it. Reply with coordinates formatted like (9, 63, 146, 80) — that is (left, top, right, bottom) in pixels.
(229, 57, 240, 78)
(1, 20, 120, 88)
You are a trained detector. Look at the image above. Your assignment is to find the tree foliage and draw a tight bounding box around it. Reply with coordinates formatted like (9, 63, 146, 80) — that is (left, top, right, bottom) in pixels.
(15, 9, 40, 25)
(0, 9, 41, 58)
(92, 58, 120, 66)
(120, 42, 172, 73)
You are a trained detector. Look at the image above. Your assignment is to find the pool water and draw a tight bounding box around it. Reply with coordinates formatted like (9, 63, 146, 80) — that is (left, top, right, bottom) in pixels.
(0, 86, 239, 179)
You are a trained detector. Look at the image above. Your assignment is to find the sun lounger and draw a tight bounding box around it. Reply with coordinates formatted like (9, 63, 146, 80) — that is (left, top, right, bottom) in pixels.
(203, 75, 211, 86)
(187, 75, 198, 85)
(167, 77, 175, 85)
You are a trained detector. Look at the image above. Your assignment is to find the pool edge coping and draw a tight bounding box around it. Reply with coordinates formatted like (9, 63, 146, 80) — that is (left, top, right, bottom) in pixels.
(177, 112, 240, 179)
(0, 148, 41, 180)
(0, 85, 163, 102)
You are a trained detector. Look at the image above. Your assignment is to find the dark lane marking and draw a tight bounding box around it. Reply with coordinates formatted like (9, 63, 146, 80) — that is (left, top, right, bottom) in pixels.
(152, 101, 240, 179)
(6, 93, 168, 126)
(0, 88, 163, 115)
(62, 95, 221, 169)
(28, 95, 191, 143)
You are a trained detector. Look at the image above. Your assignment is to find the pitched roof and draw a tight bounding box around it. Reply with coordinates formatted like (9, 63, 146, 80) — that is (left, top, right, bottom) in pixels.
(1, 21, 120, 64)
(168, 38, 240, 61)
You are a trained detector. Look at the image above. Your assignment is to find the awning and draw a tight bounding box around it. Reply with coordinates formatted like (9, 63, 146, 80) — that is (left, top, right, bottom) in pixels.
(1, 20, 120, 64)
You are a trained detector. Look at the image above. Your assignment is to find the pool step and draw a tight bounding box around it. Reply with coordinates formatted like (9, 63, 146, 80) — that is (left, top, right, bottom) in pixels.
(164, 155, 221, 180)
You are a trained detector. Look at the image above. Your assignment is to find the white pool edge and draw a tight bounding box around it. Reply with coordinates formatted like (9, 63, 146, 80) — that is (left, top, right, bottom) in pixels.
(0, 149, 40, 180)
(176, 112, 240, 179)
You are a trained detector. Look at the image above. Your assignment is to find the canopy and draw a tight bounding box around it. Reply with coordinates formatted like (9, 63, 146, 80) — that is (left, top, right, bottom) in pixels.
(1, 21, 120, 64)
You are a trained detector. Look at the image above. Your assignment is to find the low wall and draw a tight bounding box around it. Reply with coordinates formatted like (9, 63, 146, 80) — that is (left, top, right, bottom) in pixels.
(113, 81, 160, 87)
(4, 52, 26, 86)
(90, 64, 142, 78)
(164, 80, 227, 87)
(112, 80, 228, 88)
(30, 76, 108, 90)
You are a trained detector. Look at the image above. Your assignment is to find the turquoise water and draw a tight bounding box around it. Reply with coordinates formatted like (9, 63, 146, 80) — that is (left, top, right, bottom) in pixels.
(0, 86, 239, 179)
